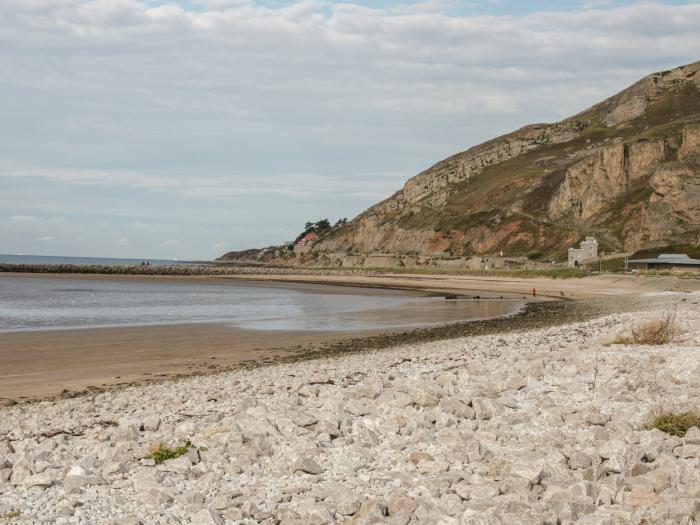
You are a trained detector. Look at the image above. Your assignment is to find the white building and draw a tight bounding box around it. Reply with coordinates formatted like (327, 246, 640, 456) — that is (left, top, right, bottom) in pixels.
(568, 236, 598, 267)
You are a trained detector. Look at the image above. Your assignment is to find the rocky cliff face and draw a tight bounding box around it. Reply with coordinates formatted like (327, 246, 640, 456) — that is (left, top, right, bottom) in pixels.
(303, 61, 700, 260)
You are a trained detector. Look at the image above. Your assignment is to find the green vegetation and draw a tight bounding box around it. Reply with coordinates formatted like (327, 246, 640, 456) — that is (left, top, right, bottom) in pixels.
(430, 210, 498, 235)
(634, 82, 700, 136)
(3, 511, 20, 520)
(150, 440, 194, 464)
(643, 411, 700, 437)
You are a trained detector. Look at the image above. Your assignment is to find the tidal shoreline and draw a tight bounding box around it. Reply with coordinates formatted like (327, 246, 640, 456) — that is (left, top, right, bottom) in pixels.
(0, 291, 636, 405)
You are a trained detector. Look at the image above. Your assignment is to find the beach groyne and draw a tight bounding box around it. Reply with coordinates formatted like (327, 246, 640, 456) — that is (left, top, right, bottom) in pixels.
(0, 263, 360, 278)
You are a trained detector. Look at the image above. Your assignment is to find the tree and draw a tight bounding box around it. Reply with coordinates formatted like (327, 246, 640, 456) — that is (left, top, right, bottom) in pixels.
(316, 219, 331, 231)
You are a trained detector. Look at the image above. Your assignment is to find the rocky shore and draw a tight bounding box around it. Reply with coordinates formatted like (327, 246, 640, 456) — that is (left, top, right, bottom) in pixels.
(1, 295, 699, 524)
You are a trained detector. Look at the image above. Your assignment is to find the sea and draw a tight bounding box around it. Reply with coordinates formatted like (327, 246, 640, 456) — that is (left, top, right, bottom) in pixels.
(0, 275, 523, 333)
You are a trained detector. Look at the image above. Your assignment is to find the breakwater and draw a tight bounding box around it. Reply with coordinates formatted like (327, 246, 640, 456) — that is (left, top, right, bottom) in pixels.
(0, 263, 359, 278)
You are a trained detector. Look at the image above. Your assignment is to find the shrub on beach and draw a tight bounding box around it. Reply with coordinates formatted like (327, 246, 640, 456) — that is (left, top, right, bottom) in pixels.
(644, 412, 700, 437)
(150, 440, 194, 464)
(611, 312, 679, 345)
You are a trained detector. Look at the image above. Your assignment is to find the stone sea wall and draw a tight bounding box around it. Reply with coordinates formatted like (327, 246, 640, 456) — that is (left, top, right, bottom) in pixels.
(0, 264, 362, 278)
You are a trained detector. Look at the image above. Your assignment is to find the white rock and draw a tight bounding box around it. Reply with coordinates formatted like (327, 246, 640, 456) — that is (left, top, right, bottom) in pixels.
(510, 459, 544, 484)
(299, 504, 334, 525)
(344, 500, 385, 525)
(160, 455, 191, 475)
(189, 509, 224, 525)
(66, 465, 86, 478)
(292, 412, 318, 427)
(22, 471, 56, 489)
(684, 426, 700, 444)
(344, 400, 371, 416)
(293, 458, 323, 475)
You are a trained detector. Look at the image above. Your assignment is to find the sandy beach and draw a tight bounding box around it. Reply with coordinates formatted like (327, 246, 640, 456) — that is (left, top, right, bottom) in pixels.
(219, 272, 700, 300)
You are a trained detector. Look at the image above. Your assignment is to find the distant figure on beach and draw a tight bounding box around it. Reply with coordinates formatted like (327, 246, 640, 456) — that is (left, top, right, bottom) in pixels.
(532, 287, 537, 298)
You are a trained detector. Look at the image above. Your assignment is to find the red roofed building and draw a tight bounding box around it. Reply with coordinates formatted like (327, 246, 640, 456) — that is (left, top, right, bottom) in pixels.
(297, 232, 318, 247)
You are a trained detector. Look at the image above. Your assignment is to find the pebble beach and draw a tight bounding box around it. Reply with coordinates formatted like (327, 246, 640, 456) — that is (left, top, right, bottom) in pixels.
(1, 293, 699, 524)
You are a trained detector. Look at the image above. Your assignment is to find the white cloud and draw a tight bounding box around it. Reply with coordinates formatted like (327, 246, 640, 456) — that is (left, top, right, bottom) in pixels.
(116, 237, 129, 245)
(10, 215, 38, 222)
(0, 166, 181, 188)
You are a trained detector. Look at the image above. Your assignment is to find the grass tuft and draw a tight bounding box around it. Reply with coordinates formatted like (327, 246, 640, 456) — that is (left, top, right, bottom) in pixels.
(611, 312, 679, 345)
(150, 440, 193, 464)
(643, 411, 700, 437)
(3, 511, 21, 520)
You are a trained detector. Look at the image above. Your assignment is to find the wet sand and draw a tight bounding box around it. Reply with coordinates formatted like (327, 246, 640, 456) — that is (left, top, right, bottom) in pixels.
(0, 323, 366, 402)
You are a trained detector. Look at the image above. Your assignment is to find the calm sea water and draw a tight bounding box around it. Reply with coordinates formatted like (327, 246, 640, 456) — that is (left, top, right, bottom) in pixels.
(0, 276, 522, 332)
(0, 254, 204, 266)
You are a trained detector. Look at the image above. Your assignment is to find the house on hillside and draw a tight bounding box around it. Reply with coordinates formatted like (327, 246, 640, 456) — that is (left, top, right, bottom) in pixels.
(626, 253, 700, 273)
(297, 232, 318, 247)
(568, 237, 598, 267)
(294, 232, 318, 255)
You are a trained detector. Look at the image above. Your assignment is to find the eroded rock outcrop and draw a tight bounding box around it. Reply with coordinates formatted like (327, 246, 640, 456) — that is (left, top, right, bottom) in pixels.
(548, 137, 673, 222)
(651, 157, 700, 224)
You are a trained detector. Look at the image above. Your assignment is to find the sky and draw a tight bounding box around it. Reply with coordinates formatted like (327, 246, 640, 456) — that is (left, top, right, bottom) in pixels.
(1, 0, 699, 259)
